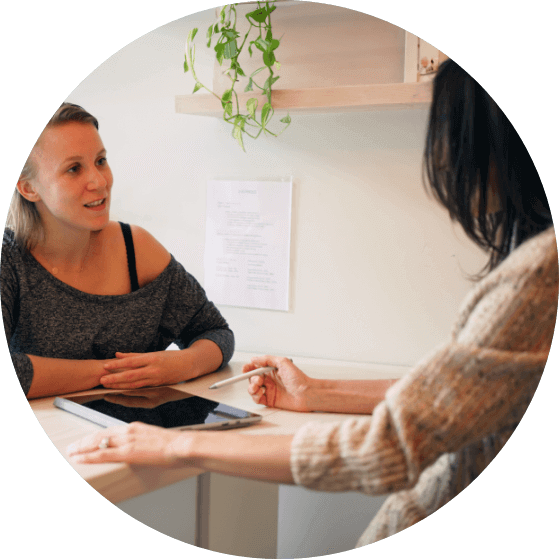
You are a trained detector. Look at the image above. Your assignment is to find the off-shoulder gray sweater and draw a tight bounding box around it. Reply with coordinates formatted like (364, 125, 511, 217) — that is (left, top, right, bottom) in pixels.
(1, 229, 234, 395)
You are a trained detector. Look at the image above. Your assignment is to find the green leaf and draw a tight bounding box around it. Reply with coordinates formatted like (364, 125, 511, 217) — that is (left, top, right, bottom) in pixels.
(207, 24, 214, 39)
(247, 4, 276, 23)
(188, 28, 198, 42)
(220, 6, 226, 23)
(223, 40, 238, 59)
(274, 61, 281, 71)
(263, 51, 276, 67)
(248, 43, 253, 57)
(263, 75, 280, 90)
(246, 8, 268, 23)
(280, 114, 291, 124)
(193, 82, 203, 93)
(214, 23, 219, 34)
(245, 78, 254, 92)
(232, 124, 245, 152)
(222, 29, 239, 40)
(271, 39, 280, 51)
(215, 43, 225, 64)
(221, 89, 233, 104)
(261, 102, 273, 126)
(183, 54, 188, 73)
(250, 66, 266, 77)
(247, 98, 258, 119)
(221, 89, 234, 117)
(254, 37, 269, 52)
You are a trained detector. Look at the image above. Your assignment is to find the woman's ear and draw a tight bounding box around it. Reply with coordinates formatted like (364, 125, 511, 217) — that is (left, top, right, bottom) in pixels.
(16, 178, 41, 203)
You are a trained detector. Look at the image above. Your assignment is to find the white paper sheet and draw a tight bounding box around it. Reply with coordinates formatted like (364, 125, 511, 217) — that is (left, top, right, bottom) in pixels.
(204, 179, 292, 311)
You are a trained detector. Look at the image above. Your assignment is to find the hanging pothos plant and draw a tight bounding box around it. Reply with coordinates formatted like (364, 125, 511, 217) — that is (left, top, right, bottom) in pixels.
(183, 1, 291, 151)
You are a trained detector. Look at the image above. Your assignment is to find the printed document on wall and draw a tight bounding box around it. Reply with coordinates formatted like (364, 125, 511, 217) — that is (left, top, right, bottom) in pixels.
(204, 179, 292, 311)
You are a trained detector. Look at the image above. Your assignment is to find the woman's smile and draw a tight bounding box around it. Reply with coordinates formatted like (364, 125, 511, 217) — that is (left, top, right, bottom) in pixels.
(84, 198, 107, 210)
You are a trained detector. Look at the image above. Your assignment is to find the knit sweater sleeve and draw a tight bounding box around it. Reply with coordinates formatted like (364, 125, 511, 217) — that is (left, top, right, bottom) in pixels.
(161, 259, 235, 367)
(291, 228, 557, 495)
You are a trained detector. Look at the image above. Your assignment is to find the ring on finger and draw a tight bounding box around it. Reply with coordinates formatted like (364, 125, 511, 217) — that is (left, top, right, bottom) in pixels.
(98, 437, 110, 450)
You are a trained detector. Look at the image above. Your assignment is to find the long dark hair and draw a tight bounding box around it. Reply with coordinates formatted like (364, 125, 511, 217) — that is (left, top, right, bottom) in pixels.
(423, 60, 552, 276)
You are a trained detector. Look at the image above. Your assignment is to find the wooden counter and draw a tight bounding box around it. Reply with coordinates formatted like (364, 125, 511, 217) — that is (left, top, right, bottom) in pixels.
(30, 352, 409, 503)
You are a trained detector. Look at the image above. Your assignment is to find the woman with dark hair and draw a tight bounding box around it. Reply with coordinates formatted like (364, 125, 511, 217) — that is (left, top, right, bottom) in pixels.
(423, 59, 552, 273)
(68, 61, 557, 546)
(1, 103, 234, 399)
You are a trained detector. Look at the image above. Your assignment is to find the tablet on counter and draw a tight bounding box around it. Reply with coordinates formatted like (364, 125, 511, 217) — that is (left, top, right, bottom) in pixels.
(54, 386, 262, 430)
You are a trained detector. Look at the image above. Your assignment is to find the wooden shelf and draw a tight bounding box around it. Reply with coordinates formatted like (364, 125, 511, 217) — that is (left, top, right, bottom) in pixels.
(176, 4, 437, 118)
(175, 82, 433, 117)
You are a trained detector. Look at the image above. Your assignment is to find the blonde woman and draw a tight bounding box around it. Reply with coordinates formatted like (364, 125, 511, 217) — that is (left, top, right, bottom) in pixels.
(2, 104, 234, 399)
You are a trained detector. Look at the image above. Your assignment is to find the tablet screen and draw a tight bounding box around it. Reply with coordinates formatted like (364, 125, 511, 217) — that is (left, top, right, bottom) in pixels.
(56, 387, 260, 429)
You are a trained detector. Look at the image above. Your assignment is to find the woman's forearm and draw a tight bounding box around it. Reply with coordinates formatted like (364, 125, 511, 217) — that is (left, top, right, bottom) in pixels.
(305, 378, 399, 414)
(174, 431, 295, 484)
(26, 354, 107, 399)
(182, 339, 224, 379)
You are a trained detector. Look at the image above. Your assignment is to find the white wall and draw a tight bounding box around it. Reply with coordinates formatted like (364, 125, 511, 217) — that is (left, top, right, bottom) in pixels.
(68, 9, 486, 371)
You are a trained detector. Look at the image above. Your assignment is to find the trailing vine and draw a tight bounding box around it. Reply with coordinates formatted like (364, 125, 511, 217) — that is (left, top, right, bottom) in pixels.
(184, 2, 291, 151)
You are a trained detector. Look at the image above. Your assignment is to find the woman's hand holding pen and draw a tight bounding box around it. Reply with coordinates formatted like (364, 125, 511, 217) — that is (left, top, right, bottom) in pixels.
(244, 356, 315, 412)
(245, 356, 396, 415)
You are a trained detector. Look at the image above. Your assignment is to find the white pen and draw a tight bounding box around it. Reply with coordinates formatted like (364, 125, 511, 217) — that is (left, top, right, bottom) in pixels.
(209, 367, 276, 389)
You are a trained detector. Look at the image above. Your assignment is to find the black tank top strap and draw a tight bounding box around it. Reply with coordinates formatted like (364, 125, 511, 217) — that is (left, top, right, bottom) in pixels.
(119, 222, 140, 292)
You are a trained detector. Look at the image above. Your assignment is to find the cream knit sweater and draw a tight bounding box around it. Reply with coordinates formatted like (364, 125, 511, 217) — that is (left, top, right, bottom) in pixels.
(290, 226, 558, 546)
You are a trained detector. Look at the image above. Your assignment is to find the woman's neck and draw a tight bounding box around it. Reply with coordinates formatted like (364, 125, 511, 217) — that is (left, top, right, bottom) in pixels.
(33, 226, 100, 275)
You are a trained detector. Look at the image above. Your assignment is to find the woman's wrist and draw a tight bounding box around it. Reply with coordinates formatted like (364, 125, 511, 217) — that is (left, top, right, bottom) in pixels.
(163, 348, 204, 382)
(301, 377, 331, 412)
(167, 430, 295, 484)
(167, 430, 201, 464)
(180, 340, 223, 380)
(296, 377, 395, 414)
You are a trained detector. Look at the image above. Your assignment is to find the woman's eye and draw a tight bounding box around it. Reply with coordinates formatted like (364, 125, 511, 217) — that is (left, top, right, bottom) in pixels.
(68, 164, 80, 173)
(97, 157, 107, 166)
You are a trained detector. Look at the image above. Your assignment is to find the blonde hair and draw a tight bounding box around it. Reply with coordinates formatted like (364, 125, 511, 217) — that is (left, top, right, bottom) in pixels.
(7, 103, 99, 251)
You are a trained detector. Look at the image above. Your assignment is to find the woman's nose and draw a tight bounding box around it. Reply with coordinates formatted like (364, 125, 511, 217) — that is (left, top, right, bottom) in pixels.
(86, 166, 108, 190)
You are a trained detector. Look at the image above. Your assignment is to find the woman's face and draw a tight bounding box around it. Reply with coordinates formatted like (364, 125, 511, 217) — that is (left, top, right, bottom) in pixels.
(21, 122, 113, 235)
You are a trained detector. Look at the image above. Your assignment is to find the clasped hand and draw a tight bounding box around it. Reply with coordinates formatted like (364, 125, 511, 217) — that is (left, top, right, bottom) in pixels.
(100, 351, 191, 390)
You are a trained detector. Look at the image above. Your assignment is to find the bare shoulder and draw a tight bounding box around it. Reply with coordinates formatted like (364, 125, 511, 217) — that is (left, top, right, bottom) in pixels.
(129, 224, 172, 287)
